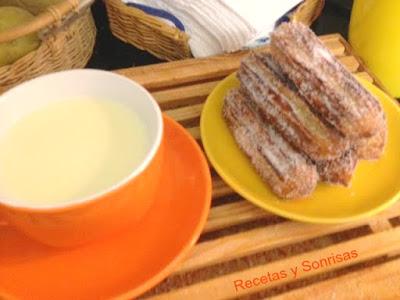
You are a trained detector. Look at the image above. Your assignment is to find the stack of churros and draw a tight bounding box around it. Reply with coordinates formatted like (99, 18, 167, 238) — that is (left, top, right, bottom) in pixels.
(223, 22, 387, 199)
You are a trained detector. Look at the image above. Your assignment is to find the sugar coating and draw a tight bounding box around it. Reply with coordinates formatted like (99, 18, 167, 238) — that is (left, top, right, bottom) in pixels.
(270, 22, 384, 139)
(223, 89, 318, 199)
(239, 53, 349, 161)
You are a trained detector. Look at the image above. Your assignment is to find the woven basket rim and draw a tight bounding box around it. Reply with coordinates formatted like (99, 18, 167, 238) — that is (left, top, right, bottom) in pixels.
(106, 0, 189, 38)
(105, 0, 325, 61)
(107, 0, 324, 33)
(0, 0, 94, 43)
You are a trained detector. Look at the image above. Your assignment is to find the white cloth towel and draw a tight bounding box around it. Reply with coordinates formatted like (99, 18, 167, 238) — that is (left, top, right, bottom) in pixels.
(122, 0, 302, 57)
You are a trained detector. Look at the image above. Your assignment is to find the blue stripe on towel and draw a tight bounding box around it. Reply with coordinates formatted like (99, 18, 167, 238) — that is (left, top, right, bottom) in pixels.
(126, 3, 185, 32)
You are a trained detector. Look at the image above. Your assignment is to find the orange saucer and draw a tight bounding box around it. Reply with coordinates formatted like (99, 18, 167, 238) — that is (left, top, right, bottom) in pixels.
(0, 115, 212, 300)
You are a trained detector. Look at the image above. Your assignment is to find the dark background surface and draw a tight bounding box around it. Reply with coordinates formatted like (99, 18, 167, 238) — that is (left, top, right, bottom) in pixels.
(87, 0, 354, 70)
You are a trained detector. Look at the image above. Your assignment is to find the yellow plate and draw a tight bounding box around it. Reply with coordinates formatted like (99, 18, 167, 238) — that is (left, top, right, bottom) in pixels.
(201, 73, 400, 223)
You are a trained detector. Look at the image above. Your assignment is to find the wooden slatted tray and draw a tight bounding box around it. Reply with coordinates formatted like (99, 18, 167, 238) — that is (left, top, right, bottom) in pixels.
(116, 34, 400, 299)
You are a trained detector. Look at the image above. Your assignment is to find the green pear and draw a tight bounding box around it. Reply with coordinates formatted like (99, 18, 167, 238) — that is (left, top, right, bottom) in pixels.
(0, 6, 41, 67)
(19, 0, 63, 14)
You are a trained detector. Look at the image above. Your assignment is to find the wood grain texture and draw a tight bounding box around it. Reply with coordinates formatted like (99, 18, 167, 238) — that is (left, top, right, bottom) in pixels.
(369, 218, 393, 233)
(270, 258, 400, 300)
(324, 40, 345, 57)
(176, 203, 400, 274)
(116, 35, 345, 91)
(355, 72, 373, 82)
(164, 103, 203, 125)
(186, 127, 201, 140)
(211, 177, 234, 199)
(152, 81, 219, 110)
(116, 53, 244, 91)
(204, 201, 270, 233)
(339, 56, 360, 72)
(149, 227, 400, 300)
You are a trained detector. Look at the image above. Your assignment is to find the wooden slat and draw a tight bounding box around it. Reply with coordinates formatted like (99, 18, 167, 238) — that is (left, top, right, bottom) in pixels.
(187, 127, 201, 140)
(270, 258, 400, 299)
(179, 222, 349, 274)
(355, 71, 374, 83)
(116, 52, 245, 91)
(164, 103, 203, 124)
(149, 227, 400, 300)
(323, 39, 346, 57)
(204, 201, 270, 233)
(212, 177, 234, 199)
(369, 218, 393, 233)
(152, 81, 219, 110)
(338, 56, 360, 72)
(319, 33, 342, 43)
(176, 205, 400, 274)
(319, 33, 343, 43)
(116, 35, 346, 91)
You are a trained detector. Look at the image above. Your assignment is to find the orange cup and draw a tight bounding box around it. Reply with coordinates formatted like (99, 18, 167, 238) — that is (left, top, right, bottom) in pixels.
(0, 70, 164, 247)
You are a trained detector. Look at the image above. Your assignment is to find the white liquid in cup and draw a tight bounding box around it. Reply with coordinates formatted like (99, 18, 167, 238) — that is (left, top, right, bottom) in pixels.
(0, 98, 150, 206)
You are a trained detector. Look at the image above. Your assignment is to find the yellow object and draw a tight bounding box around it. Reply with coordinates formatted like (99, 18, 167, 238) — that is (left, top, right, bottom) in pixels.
(19, 0, 62, 14)
(201, 73, 400, 223)
(0, 98, 149, 206)
(0, 6, 40, 67)
(349, 0, 400, 98)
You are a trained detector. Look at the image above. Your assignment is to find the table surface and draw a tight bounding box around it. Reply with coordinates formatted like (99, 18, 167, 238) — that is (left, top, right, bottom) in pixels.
(87, 0, 353, 69)
(113, 34, 400, 299)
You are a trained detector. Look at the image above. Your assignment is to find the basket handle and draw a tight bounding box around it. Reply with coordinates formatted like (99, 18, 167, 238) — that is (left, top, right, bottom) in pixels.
(0, 0, 93, 43)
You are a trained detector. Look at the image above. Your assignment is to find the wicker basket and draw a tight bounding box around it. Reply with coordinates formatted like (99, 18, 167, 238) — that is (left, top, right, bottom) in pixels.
(0, 0, 96, 93)
(105, 0, 325, 61)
